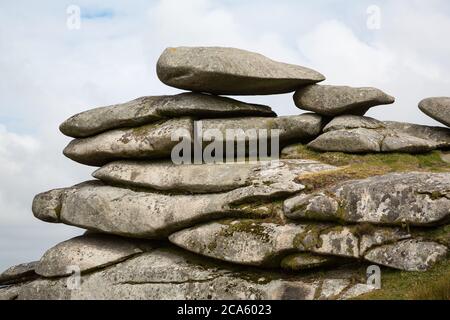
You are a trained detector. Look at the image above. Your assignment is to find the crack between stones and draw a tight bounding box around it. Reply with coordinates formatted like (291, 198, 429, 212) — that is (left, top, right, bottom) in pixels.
(116, 273, 230, 286)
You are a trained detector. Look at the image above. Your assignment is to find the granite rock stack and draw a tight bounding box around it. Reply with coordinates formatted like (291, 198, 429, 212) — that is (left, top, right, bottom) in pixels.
(1, 47, 449, 301)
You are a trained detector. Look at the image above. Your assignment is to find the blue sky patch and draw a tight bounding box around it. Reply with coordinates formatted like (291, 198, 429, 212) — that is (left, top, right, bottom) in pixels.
(81, 7, 114, 19)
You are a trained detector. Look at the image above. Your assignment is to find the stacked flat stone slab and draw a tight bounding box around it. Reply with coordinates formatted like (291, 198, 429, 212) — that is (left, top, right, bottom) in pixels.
(1, 47, 449, 301)
(419, 97, 450, 127)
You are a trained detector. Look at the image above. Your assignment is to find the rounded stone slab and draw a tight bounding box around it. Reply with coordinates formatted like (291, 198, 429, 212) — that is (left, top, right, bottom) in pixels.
(93, 159, 336, 194)
(293, 85, 395, 116)
(60, 93, 276, 138)
(284, 172, 450, 226)
(308, 127, 438, 154)
(419, 97, 450, 127)
(63, 118, 193, 166)
(380, 132, 435, 153)
(35, 234, 145, 278)
(169, 219, 409, 266)
(308, 128, 384, 153)
(156, 47, 325, 95)
(14, 248, 374, 300)
(364, 239, 447, 271)
(32, 181, 100, 223)
(33, 178, 307, 239)
(64, 114, 323, 167)
(384, 121, 450, 149)
(323, 115, 385, 133)
(0, 262, 38, 286)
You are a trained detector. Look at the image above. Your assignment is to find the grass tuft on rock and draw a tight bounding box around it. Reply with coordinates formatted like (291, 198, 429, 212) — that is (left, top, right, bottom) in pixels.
(355, 257, 450, 300)
(283, 145, 450, 191)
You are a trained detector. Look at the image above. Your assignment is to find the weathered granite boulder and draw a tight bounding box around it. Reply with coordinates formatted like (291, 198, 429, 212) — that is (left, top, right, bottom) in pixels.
(93, 159, 336, 193)
(0, 262, 38, 286)
(169, 219, 410, 267)
(63, 118, 193, 166)
(419, 97, 450, 127)
(157, 47, 325, 95)
(380, 132, 434, 153)
(383, 121, 450, 149)
(308, 119, 448, 153)
(33, 159, 336, 238)
(35, 234, 146, 277)
(364, 239, 447, 272)
(33, 183, 270, 238)
(308, 128, 384, 153)
(63, 114, 323, 166)
(293, 85, 395, 116)
(0, 285, 22, 300)
(323, 115, 385, 132)
(60, 93, 276, 138)
(8, 246, 374, 300)
(284, 172, 450, 226)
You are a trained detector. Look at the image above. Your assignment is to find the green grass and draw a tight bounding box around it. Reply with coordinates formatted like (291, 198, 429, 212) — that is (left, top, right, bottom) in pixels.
(283, 145, 450, 191)
(356, 257, 450, 300)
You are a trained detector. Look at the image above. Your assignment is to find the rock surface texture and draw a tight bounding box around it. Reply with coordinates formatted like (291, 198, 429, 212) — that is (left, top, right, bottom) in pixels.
(308, 117, 450, 153)
(6, 46, 449, 300)
(293, 85, 395, 116)
(60, 93, 276, 138)
(157, 47, 325, 95)
(419, 97, 450, 127)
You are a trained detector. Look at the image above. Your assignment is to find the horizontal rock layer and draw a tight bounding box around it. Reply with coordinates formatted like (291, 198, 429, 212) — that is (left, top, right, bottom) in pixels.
(308, 118, 450, 153)
(1, 236, 377, 300)
(157, 46, 325, 95)
(60, 93, 276, 138)
(32, 160, 334, 238)
(169, 219, 445, 271)
(294, 85, 395, 116)
(419, 97, 450, 127)
(284, 172, 450, 226)
(93, 159, 336, 193)
(64, 114, 323, 166)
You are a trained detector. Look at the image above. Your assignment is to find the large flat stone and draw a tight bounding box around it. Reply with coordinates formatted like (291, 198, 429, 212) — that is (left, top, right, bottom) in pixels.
(156, 47, 325, 95)
(15, 247, 374, 300)
(93, 160, 336, 193)
(323, 115, 385, 133)
(384, 121, 450, 149)
(63, 115, 323, 166)
(63, 118, 194, 166)
(35, 234, 146, 277)
(419, 97, 450, 127)
(308, 128, 383, 153)
(60, 93, 276, 138)
(33, 175, 316, 238)
(309, 123, 444, 154)
(284, 172, 450, 226)
(169, 219, 409, 266)
(364, 239, 447, 271)
(294, 85, 395, 116)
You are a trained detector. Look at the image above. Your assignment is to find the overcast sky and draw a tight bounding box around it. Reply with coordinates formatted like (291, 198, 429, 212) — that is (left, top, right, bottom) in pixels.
(1, 0, 449, 271)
